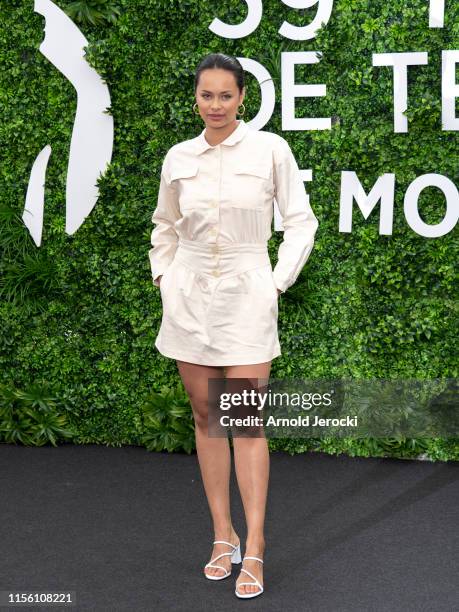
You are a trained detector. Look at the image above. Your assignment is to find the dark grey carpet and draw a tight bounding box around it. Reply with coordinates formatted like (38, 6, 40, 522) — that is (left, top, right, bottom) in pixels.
(0, 444, 457, 612)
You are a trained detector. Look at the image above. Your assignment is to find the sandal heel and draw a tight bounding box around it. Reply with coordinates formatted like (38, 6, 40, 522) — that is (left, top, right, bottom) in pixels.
(231, 543, 241, 564)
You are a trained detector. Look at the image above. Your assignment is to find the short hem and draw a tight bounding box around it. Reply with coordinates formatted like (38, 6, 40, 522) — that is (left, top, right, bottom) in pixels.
(155, 340, 281, 366)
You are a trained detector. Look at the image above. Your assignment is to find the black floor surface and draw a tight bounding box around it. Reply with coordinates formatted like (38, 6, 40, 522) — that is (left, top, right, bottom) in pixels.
(1, 445, 457, 612)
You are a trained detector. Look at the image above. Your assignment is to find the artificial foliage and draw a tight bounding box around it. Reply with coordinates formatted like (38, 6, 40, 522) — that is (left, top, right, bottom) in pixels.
(0, 0, 457, 460)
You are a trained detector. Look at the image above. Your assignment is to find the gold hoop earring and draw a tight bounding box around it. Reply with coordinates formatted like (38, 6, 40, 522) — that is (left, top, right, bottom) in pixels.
(237, 103, 246, 116)
(193, 102, 200, 115)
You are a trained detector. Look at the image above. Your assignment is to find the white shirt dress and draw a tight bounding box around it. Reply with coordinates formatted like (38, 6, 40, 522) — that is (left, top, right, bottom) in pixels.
(148, 119, 319, 366)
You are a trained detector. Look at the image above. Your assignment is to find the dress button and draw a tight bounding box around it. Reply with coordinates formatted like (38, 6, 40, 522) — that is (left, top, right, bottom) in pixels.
(212, 270, 220, 277)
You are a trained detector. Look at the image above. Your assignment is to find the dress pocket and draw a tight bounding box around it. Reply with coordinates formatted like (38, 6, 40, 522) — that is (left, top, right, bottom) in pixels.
(230, 162, 273, 210)
(169, 164, 199, 183)
(159, 259, 175, 296)
(252, 265, 279, 302)
(269, 269, 279, 299)
(169, 163, 201, 211)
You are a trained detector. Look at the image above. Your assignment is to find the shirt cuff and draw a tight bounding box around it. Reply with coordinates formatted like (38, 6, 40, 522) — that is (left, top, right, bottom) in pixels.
(273, 275, 291, 294)
(152, 271, 163, 287)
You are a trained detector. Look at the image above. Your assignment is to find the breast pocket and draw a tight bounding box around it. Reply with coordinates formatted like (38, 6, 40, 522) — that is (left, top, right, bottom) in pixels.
(169, 163, 203, 212)
(230, 162, 273, 210)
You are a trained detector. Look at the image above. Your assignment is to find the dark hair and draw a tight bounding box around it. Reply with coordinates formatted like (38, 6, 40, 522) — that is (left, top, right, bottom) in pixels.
(194, 53, 245, 93)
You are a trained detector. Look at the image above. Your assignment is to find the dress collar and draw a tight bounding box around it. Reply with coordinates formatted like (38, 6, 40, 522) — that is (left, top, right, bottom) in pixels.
(194, 119, 249, 155)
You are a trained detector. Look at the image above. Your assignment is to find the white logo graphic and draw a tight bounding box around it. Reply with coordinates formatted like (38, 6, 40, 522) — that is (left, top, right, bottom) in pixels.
(23, 0, 114, 246)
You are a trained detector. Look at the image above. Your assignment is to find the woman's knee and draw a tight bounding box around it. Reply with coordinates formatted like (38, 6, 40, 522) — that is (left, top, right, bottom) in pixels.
(190, 395, 209, 429)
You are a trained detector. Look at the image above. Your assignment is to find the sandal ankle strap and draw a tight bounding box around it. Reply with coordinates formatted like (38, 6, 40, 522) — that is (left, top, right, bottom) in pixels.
(213, 540, 238, 549)
(243, 555, 263, 563)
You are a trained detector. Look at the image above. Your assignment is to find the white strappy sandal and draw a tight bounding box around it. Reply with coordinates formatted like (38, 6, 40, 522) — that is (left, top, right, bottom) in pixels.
(204, 539, 242, 580)
(235, 555, 264, 598)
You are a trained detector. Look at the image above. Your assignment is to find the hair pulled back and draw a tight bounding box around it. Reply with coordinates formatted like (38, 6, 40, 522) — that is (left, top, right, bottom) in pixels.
(194, 53, 245, 93)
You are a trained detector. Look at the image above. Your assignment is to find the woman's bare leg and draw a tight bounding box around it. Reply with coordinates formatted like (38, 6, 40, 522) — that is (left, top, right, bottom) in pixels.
(225, 361, 271, 595)
(176, 360, 239, 578)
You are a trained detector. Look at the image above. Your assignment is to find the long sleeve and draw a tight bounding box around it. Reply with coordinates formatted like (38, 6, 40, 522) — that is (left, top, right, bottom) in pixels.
(272, 138, 319, 293)
(148, 153, 181, 287)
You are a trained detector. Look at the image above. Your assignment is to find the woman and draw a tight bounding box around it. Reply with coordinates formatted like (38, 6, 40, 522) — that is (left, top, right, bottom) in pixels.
(148, 53, 319, 599)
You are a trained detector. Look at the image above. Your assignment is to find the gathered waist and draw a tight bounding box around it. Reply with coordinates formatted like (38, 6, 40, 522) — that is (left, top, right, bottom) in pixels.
(177, 238, 268, 253)
(175, 239, 271, 279)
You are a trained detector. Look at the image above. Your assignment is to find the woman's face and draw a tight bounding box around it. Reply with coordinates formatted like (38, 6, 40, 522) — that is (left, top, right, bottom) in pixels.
(195, 68, 245, 128)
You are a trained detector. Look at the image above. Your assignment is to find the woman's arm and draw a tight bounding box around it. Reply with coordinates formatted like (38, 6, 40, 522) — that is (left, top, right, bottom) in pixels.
(272, 138, 319, 294)
(148, 153, 181, 287)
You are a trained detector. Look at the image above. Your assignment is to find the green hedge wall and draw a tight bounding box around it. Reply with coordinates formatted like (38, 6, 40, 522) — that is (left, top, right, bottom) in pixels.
(0, 0, 457, 461)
